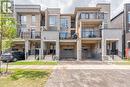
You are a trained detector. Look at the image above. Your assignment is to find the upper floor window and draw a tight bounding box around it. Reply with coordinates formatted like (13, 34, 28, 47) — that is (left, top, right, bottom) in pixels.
(89, 13, 96, 19)
(81, 13, 89, 19)
(60, 18, 68, 30)
(21, 27, 28, 32)
(49, 16, 57, 26)
(128, 12, 130, 23)
(59, 32, 68, 39)
(82, 28, 95, 38)
(20, 15, 26, 24)
(32, 15, 36, 23)
(98, 13, 104, 19)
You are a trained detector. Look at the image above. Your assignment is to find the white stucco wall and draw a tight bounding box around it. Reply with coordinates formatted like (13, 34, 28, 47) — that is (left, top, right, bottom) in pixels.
(102, 29, 123, 57)
(41, 31, 59, 41)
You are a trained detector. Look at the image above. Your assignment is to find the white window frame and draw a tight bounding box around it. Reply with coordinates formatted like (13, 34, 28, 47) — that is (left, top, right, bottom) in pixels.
(20, 15, 26, 24)
(49, 15, 57, 26)
(60, 18, 69, 30)
(32, 15, 36, 23)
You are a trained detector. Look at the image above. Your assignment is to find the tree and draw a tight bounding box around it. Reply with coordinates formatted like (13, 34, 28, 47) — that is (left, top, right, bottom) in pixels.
(0, 16, 17, 51)
(1, 17, 17, 51)
(0, 0, 16, 74)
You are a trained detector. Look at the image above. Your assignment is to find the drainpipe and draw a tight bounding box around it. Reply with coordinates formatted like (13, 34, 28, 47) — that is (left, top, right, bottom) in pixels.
(122, 29, 126, 59)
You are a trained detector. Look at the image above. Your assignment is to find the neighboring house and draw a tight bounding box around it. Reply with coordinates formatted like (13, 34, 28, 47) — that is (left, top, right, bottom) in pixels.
(12, 3, 123, 61)
(111, 3, 130, 58)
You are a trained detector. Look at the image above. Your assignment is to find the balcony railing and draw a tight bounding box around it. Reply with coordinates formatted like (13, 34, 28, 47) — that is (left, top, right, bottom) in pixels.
(106, 49, 118, 55)
(80, 12, 105, 20)
(59, 32, 77, 40)
(82, 30, 101, 38)
(20, 31, 41, 39)
(31, 32, 41, 39)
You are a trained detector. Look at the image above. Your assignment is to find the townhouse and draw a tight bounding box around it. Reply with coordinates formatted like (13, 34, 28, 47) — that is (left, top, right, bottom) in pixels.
(111, 3, 130, 58)
(12, 3, 123, 61)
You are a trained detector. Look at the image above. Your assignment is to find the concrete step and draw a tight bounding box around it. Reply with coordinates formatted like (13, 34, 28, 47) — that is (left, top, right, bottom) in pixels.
(44, 55, 54, 61)
(27, 55, 36, 60)
(104, 55, 122, 61)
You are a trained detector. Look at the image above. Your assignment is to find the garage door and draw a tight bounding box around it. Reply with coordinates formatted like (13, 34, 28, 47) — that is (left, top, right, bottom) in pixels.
(60, 49, 75, 58)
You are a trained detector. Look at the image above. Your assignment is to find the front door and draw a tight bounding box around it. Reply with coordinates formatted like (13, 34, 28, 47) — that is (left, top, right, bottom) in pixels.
(82, 47, 92, 59)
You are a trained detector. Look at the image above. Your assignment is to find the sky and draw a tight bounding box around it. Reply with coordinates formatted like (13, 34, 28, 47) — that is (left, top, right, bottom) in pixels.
(14, 0, 110, 13)
(14, 0, 130, 18)
(111, 0, 130, 18)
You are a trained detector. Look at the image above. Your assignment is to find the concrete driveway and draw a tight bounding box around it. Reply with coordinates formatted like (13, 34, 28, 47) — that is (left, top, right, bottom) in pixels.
(45, 69, 130, 87)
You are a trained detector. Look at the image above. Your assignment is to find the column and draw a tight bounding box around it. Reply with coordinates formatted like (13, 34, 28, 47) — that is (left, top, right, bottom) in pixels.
(77, 21, 82, 61)
(77, 39, 82, 61)
(40, 41, 46, 60)
(40, 40, 43, 60)
(102, 39, 106, 60)
(25, 40, 29, 60)
(56, 41, 60, 59)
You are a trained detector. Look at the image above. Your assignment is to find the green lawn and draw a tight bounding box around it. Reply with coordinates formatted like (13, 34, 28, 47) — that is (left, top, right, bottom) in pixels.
(0, 69, 52, 87)
(9, 61, 58, 65)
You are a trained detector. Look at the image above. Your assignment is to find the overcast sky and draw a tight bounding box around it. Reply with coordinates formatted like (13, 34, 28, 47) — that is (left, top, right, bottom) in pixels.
(14, 0, 110, 13)
(15, 0, 130, 18)
(111, 0, 130, 18)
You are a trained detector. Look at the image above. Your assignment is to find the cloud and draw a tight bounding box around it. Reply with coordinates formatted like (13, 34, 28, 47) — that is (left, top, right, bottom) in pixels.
(14, 0, 110, 13)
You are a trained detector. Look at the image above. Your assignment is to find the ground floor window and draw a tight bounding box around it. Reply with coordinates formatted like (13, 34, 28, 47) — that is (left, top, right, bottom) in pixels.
(106, 41, 118, 55)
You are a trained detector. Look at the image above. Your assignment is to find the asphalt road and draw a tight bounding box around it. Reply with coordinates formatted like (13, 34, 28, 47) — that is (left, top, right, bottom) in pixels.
(45, 69, 130, 87)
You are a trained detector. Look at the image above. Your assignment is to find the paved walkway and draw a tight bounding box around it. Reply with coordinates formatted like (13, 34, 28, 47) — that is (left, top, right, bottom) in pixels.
(44, 61, 130, 87)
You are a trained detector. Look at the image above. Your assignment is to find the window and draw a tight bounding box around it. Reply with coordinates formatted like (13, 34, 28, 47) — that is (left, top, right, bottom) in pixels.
(49, 16, 57, 26)
(60, 18, 68, 30)
(128, 12, 130, 23)
(86, 13, 89, 19)
(104, 13, 108, 20)
(21, 27, 27, 32)
(98, 13, 104, 19)
(20, 15, 26, 24)
(89, 13, 96, 19)
(59, 32, 67, 39)
(82, 28, 95, 38)
(81, 13, 86, 19)
(81, 13, 89, 19)
(32, 15, 36, 23)
(128, 42, 130, 48)
(31, 28, 36, 38)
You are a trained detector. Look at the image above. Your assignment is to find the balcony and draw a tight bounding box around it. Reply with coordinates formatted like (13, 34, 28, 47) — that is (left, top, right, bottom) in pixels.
(41, 31, 59, 41)
(79, 12, 105, 26)
(81, 30, 101, 40)
(80, 12, 104, 20)
(59, 32, 77, 40)
(20, 31, 41, 39)
(31, 32, 41, 39)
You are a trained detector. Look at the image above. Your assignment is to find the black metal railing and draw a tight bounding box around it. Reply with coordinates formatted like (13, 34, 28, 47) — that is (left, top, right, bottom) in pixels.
(19, 31, 41, 39)
(80, 12, 104, 20)
(106, 49, 118, 55)
(31, 32, 41, 39)
(82, 30, 101, 38)
(59, 32, 77, 40)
